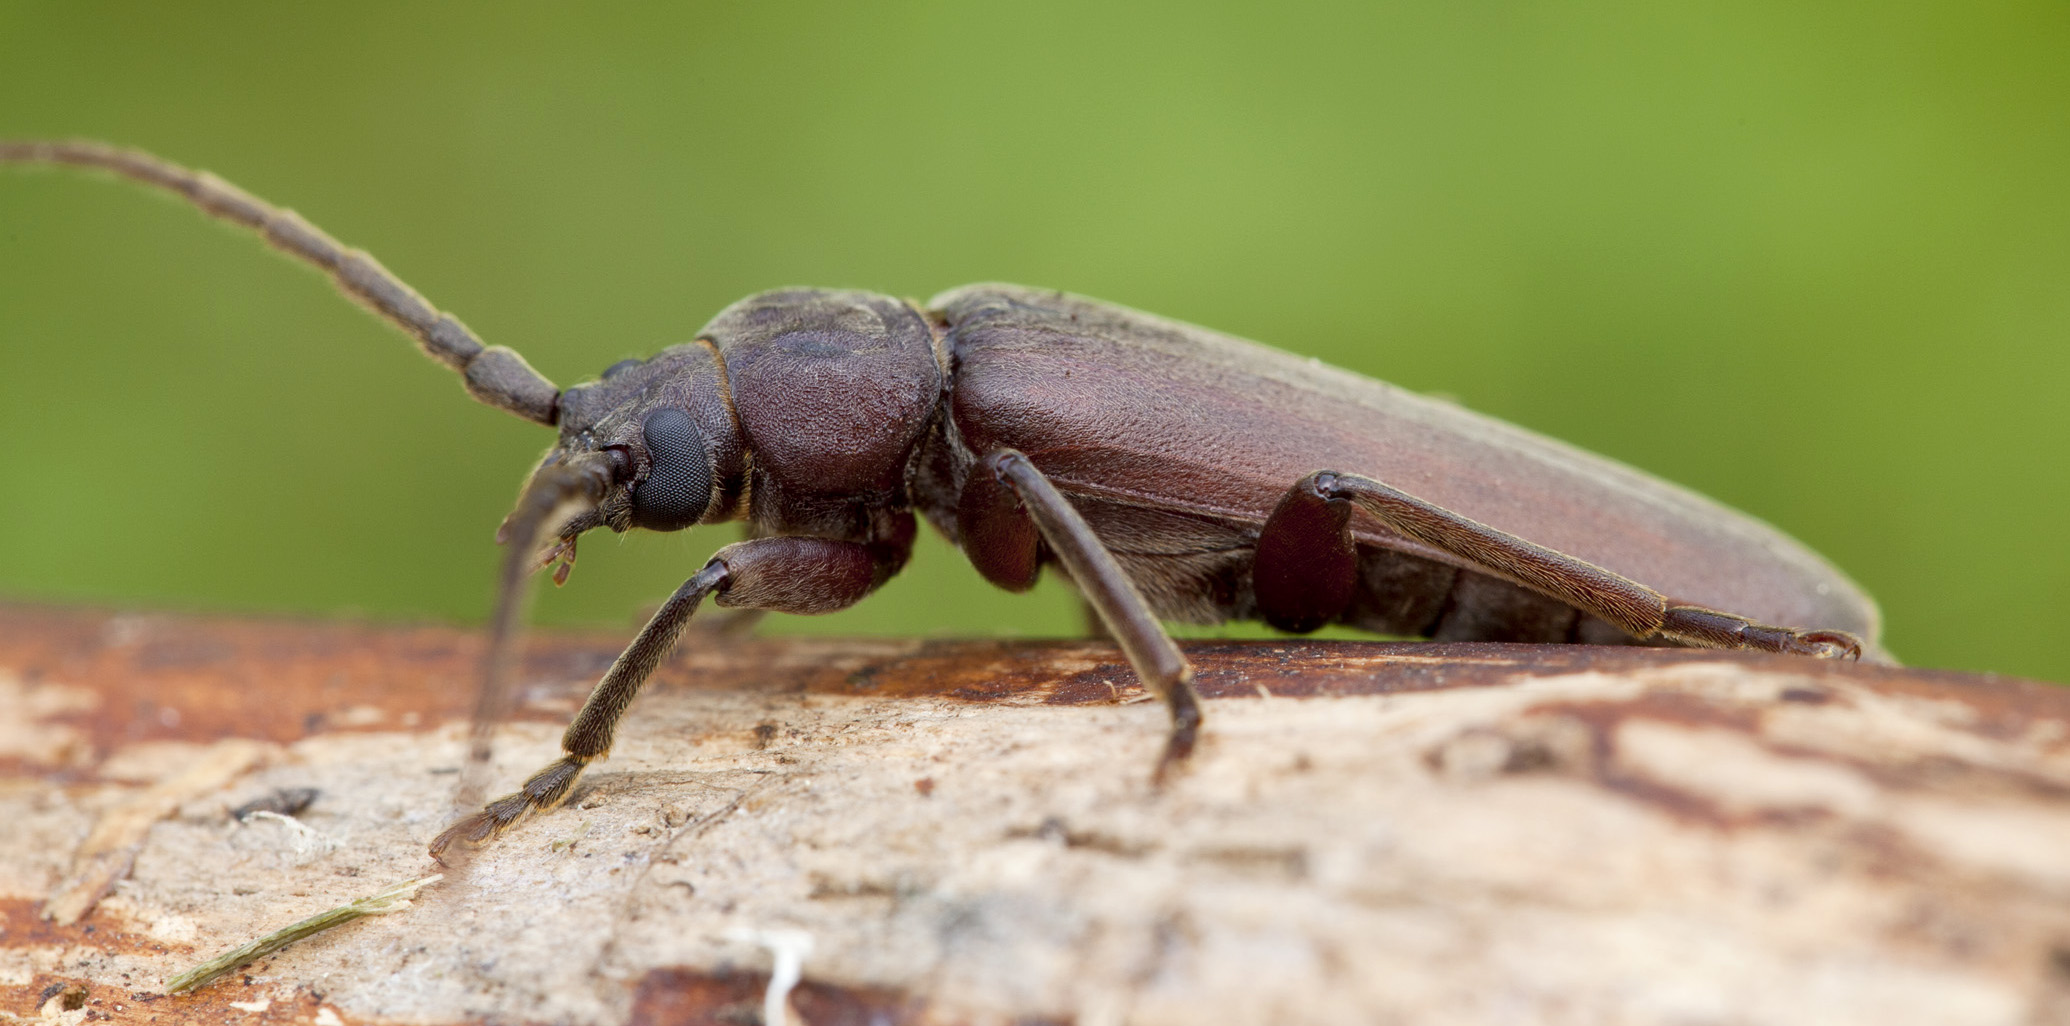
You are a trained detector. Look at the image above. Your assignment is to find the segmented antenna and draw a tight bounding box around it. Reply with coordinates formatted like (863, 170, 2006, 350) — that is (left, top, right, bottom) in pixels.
(0, 139, 560, 425)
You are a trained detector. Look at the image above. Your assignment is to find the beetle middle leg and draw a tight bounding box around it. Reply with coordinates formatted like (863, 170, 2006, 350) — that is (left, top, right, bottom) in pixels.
(965, 449, 1204, 781)
(430, 523, 914, 858)
(1255, 471, 1863, 659)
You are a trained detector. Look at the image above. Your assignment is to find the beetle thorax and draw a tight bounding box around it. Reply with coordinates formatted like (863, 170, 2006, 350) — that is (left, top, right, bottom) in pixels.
(699, 289, 944, 541)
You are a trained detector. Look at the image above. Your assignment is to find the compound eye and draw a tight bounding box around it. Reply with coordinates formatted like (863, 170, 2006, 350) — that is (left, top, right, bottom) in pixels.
(629, 408, 711, 531)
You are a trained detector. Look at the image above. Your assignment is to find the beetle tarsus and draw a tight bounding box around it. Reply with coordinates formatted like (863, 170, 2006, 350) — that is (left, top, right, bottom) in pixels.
(432, 564, 726, 859)
(1152, 681, 1203, 787)
(429, 755, 589, 861)
(1658, 605, 1864, 660)
(1787, 629, 1864, 661)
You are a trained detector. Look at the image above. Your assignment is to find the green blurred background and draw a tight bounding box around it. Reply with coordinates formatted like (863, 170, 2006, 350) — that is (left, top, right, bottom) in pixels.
(2, 3, 2065, 680)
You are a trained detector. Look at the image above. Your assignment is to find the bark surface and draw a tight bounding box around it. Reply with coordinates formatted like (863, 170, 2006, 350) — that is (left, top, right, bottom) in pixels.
(2, 603, 2068, 1025)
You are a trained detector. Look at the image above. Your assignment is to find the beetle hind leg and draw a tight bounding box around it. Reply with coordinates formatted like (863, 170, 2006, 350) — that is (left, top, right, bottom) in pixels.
(1267, 470, 1863, 661)
(1252, 473, 1360, 633)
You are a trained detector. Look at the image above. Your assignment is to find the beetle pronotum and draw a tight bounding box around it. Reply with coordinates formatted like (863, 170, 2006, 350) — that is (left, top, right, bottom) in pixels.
(0, 141, 1880, 857)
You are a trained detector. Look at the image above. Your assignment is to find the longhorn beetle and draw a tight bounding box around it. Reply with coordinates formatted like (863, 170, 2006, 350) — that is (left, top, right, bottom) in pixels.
(0, 141, 1880, 857)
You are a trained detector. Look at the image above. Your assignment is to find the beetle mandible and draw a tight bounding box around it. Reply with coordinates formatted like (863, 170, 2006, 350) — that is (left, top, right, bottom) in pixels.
(0, 141, 1881, 856)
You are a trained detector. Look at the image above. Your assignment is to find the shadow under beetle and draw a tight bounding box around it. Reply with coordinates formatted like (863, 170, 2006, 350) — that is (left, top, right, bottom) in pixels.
(0, 141, 1881, 856)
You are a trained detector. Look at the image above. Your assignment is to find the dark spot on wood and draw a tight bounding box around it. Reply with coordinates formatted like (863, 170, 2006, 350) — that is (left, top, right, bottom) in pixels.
(1007, 817, 1150, 858)
(1194, 846, 1309, 880)
(807, 875, 902, 900)
(631, 966, 925, 1026)
(1780, 687, 1831, 704)
(51, 982, 88, 1011)
(1540, 691, 1761, 736)
(752, 723, 779, 749)
(230, 787, 319, 821)
(914, 777, 934, 796)
(1501, 738, 1559, 774)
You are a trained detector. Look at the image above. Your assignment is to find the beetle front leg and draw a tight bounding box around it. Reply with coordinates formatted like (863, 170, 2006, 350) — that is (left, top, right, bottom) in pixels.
(429, 526, 913, 858)
(979, 449, 1204, 782)
(1260, 471, 1863, 660)
(687, 523, 774, 638)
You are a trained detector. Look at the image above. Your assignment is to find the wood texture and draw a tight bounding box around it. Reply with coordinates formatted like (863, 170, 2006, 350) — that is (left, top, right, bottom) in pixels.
(2, 602, 2067, 1025)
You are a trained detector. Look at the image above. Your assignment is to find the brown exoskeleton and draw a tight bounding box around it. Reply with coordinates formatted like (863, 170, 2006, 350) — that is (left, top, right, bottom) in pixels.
(1, 141, 1881, 858)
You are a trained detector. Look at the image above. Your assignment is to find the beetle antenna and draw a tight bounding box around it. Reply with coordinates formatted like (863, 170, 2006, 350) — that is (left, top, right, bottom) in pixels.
(444, 450, 620, 861)
(0, 139, 560, 425)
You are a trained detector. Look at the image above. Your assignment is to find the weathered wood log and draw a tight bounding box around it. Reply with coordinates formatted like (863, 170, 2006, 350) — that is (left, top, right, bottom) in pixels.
(3, 602, 2069, 1025)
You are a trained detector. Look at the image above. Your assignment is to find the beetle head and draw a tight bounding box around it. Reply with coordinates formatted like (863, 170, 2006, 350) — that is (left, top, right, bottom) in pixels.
(528, 340, 748, 559)
(505, 288, 939, 578)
